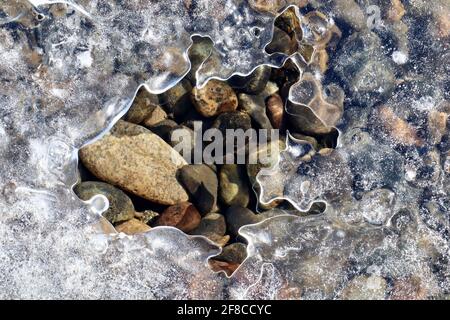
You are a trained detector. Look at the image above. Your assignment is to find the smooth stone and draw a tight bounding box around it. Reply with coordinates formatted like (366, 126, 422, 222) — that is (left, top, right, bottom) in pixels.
(178, 164, 218, 215)
(190, 212, 226, 235)
(191, 80, 238, 117)
(155, 202, 201, 233)
(214, 243, 247, 264)
(219, 164, 250, 207)
(266, 26, 297, 55)
(190, 213, 228, 246)
(115, 218, 151, 235)
(229, 65, 271, 95)
(124, 88, 160, 125)
(225, 206, 263, 236)
(266, 93, 284, 129)
(159, 79, 193, 119)
(286, 100, 334, 135)
(79, 120, 188, 205)
(238, 93, 273, 129)
(211, 111, 252, 134)
(74, 181, 135, 224)
(148, 119, 179, 142)
(187, 37, 214, 83)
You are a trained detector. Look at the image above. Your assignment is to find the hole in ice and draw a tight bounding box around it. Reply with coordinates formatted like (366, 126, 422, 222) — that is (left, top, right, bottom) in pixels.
(88, 194, 109, 215)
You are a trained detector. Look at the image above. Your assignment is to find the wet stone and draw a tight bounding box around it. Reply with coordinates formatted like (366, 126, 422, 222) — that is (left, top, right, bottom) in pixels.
(155, 202, 201, 233)
(190, 213, 228, 246)
(214, 242, 248, 264)
(74, 181, 135, 224)
(115, 218, 151, 235)
(191, 80, 238, 117)
(79, 120, 188, 205)
(160, 79, 193, 119)
(178, 164, 218, 215)
(219, 164, 250, 208)
(266, 93, 284, 129)
(238, 93, 273, 129)
(229, 65, 271, 95)
(225, 206, 263, 236)
(211, 111, 252, 134)
(124, 88, 161, 125)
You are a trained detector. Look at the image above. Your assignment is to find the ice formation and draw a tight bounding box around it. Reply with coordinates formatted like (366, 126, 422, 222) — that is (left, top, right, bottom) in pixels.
(1, 0, 449, 299)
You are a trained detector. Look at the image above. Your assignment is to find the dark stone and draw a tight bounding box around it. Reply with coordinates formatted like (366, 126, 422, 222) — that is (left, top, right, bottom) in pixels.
(74, 181, 135, 224)
(229, 65, 271, 95)
(178, 164, 218, 215)
(214, 243, 248, 264)
(225, 206, 262, 236)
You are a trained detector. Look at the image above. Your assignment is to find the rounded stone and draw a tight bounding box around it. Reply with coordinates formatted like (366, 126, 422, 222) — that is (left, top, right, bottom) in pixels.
(191, 80, 238, 117)
(74, 181, 135, 224)
(219, 164, 250, 207)
(79, 120, 189, 205)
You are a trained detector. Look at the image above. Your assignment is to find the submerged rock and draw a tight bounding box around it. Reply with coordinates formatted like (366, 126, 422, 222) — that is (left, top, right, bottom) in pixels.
(178, 164, 218, 215)
(115, 218, 151, 235)
(74, 181, 135, 224)
(155, 202, 202, 233)
(79, 120, 188, 205)
(229, 65, 271, 95)
(219, 164, 250, 207)
(191, 80, 238, 117)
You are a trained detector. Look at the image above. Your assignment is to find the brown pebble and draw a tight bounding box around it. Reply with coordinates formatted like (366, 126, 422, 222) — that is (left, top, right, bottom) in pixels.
(191, 80, 238, 117)
(266, 94, 284, 129)
(155, 202, 201, 233)
(208, 259, 240, 277)
(115, 218, 151, 235)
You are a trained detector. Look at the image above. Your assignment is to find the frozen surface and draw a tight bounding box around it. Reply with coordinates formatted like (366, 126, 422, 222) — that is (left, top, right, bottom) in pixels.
(1, 0, 449, 299)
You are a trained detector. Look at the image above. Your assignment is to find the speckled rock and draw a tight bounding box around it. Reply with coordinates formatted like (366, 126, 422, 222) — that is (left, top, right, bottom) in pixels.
(134, 210, 159, 225)
(79, 120, 188, 205)
(115, 218, 151, 235)
(178, 164, 218, 215)
(191, 80, 238, 117)
(155, 202, 201, 233)
(124, 88, 161, 125)
(375, 105, 424, 146)
(211, 111, 252, 134)
(219, 164, 250, 207)
(74, 181, 135, 224)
